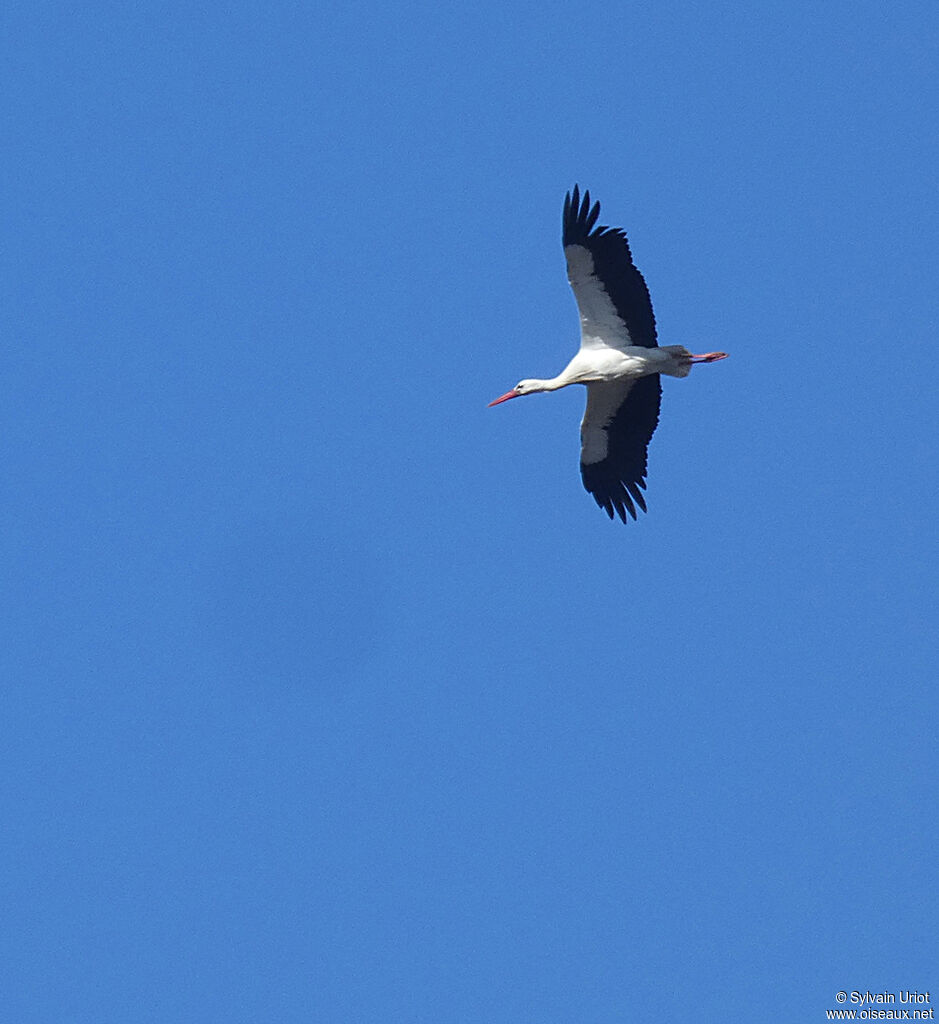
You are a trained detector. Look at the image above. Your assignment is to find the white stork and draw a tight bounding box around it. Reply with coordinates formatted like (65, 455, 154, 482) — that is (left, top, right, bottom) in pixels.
(489, 185, 728, 522)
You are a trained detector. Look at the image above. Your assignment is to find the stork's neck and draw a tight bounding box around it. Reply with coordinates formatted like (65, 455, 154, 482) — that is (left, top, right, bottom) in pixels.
(527, 374, 572, 393)
(530, 359, 606, 390)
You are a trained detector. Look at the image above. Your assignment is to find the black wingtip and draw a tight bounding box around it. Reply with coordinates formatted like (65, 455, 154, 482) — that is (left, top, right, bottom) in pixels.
(563, 184, 606, 248)
(564, 184, 580, 236)
(626, 482, 647, 514)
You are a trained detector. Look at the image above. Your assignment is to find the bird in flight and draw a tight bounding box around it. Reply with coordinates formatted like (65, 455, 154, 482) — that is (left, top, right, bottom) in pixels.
(489, 185, 728, 523)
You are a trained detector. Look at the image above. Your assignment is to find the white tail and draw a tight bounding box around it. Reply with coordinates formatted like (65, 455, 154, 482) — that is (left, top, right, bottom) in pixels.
(660, 346, 694, 378)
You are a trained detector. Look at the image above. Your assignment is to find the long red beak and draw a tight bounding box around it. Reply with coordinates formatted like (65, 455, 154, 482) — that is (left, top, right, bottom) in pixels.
(690, 351, 729, 363)
(488, 389, 520, 407)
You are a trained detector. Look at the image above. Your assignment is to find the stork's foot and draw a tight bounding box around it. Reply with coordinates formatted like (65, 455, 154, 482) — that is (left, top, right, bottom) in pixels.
(689, 351, 729, 363)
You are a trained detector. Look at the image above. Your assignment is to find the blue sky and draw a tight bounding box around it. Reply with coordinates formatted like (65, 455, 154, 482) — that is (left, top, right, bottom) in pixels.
(3, 1, 936, 1021)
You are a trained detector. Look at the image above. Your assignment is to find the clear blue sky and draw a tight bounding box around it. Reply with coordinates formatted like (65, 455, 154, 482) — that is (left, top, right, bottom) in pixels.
(3, 2, 936, 1021)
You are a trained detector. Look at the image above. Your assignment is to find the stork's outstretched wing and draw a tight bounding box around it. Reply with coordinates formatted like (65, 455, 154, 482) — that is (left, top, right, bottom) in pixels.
(563, 185, 658, 351)
(580, 374, 661, 522)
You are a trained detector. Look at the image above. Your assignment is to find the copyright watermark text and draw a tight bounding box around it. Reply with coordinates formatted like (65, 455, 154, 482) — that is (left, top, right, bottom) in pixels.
(826, 991, 932, 1020)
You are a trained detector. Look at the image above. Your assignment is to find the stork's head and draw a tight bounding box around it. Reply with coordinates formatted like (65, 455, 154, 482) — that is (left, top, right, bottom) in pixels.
(488, 380, 539, 406)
